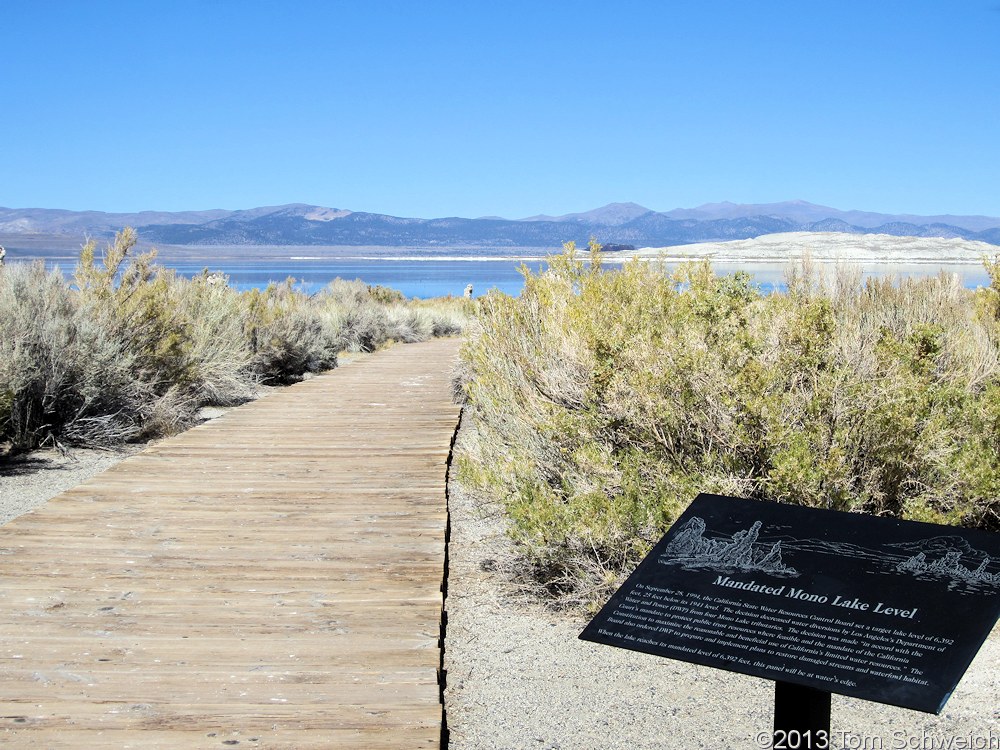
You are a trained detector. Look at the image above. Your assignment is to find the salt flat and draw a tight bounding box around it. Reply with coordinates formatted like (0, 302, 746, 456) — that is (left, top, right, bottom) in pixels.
(621, 231, 998, 265)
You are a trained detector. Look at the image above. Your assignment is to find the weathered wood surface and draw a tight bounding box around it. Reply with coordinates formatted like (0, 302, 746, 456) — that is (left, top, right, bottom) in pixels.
(0, 338, 462, 749)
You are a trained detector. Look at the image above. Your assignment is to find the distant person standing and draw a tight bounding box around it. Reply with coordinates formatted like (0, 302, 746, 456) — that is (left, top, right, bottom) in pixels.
(463, 283, 473, 298)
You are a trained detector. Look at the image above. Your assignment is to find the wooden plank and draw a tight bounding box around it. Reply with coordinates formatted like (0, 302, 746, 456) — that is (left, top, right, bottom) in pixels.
(0, 337, 461, 748)
(0, 728, 440, 750)
(0, 701, 442, 729)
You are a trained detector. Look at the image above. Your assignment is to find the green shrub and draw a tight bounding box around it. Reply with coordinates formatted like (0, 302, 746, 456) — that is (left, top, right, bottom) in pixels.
(456, 243, 1000, 606)
(76, 229, 194, 393)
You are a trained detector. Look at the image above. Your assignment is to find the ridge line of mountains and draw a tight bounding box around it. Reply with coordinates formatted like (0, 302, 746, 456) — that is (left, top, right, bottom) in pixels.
(2, 200, 999, 248)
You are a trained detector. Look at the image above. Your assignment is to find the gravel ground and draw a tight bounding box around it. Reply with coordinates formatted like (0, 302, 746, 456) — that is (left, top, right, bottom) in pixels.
(0, 443, 145, 525)
(443, 420, 1000, 750)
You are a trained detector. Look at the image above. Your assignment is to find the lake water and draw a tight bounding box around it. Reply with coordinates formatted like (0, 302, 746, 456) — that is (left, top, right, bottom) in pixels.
(159, 258, 549, 298)
(20, 248, 995, 298)
(156, 257, 993, 298)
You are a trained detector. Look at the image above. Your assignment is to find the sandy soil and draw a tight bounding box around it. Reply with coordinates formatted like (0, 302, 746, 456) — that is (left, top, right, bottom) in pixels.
(0, 444, 146, 525)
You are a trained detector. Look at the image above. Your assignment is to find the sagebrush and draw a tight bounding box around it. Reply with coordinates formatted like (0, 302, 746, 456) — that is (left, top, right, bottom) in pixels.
(0, 229, 466, 451)
(456, 242, 1000, 606)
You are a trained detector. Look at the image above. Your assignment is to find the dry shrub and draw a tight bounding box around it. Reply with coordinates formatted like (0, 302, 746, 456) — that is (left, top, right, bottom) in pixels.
(0, 261, 148, 449)
(243, 280, 339, 383)
(320, 278, 391, 352)
(0, 230, 467, 453)
(318, 279, 467, 351)
(456, 243, 1000, 607)
(169, 271, 259, 405)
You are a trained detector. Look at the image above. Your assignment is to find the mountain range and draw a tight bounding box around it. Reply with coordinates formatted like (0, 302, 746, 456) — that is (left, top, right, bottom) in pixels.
(2, 200, 998, 249)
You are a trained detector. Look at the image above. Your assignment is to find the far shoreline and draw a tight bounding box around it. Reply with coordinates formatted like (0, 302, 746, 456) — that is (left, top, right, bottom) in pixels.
(2, 231, 994, 295)
(622, 231, 998, 265)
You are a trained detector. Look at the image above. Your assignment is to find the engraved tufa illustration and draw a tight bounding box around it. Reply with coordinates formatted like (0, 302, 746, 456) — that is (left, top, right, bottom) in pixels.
(659, 517, 798, 577)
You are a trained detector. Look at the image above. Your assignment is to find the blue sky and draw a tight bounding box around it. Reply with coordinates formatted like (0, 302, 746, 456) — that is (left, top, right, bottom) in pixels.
(2, 0, 998, 218)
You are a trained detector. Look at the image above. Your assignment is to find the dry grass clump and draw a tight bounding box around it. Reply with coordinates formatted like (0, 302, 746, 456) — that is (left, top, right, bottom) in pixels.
(456, 242, 1000, 607)
(0, 228, 467, 452)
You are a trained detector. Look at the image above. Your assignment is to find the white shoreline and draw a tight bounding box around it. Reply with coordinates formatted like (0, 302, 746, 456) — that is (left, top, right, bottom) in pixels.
(295, 232, 998, 265)
(621, 231, 997, 266)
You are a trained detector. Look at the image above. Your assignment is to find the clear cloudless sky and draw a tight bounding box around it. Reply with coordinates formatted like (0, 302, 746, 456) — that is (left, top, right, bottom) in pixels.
(2, 0, 998, 218)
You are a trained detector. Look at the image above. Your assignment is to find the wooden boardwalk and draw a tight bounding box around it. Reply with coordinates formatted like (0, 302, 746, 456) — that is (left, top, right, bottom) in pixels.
(0, 338, 462, 749)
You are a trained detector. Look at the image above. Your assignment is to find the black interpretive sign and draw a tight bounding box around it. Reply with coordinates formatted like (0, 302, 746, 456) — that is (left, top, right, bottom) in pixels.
(580, 494, 1000, 714)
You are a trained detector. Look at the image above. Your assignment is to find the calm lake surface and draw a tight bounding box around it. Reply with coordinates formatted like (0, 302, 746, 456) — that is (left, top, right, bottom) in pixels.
(149, 258, 993, 298)
(162, 258, 547, 298)
(23, 245, 994, 298)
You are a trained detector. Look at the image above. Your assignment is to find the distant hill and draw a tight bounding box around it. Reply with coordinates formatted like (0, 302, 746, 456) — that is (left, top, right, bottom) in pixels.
(658, 200, 1000, 233)
(1, 200, 998, 249)
(520, 202, 654, 226)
